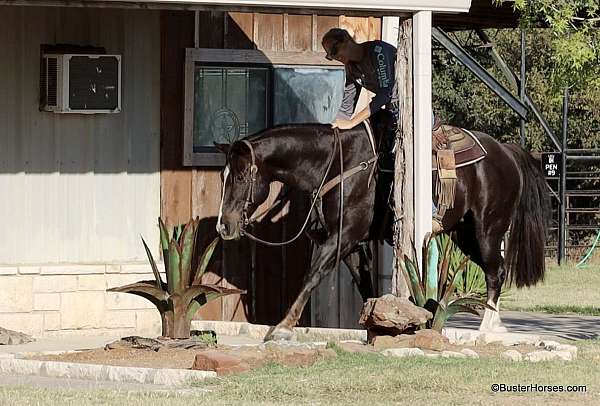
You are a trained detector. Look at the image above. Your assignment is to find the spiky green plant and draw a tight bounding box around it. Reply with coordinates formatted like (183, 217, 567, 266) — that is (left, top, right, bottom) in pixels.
(399, 233, 491, 332)
(108, 217, 245, 339)
(438, 234, 511, 300)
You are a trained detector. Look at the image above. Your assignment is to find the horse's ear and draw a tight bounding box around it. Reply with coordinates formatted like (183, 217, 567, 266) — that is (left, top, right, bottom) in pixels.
(214, 142, 230, 154)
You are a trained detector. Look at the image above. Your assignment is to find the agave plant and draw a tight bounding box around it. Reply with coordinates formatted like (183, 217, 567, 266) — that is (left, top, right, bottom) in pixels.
(108, 217, 245, 339)
(399, 233, 491, 332)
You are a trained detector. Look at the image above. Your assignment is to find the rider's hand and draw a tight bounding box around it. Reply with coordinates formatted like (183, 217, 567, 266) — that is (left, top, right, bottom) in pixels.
(331, 118, 355, 130)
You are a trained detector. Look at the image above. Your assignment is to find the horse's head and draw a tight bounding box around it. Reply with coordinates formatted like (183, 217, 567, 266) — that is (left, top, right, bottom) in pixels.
(215, 141, 271, 240)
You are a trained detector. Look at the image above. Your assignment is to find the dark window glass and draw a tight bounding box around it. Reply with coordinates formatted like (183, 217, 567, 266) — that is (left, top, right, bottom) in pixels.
(193, 66, 269, 152)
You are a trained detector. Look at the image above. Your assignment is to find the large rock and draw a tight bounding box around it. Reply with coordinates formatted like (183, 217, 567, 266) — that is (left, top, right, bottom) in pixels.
(337, 342, 378, 354)
(359, 295, 432, 339)
(372, 329, 449, 351)
(413, 329, 449, 351)
(372, 335, 415, 350)
(192, 345, 337, 375)
(192, 351, 251, 375)
(0, 327, 33, 345)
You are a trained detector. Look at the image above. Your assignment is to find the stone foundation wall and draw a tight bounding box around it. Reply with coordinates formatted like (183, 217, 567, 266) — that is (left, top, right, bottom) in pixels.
(0, 263, 165, 337)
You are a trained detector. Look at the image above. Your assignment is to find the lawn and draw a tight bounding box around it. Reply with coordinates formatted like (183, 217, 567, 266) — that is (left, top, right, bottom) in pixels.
(2, 339, 600, 405)
(502, 264, 600, 316)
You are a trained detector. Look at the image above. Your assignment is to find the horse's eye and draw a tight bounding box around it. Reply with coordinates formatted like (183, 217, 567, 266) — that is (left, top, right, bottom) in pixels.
(235, 174, 245, 183)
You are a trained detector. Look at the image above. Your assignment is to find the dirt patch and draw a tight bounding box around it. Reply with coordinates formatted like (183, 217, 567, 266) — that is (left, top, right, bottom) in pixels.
(30, 347, 199, 370)
(27, 336, 543, 375)
(27, 340, 337, 375)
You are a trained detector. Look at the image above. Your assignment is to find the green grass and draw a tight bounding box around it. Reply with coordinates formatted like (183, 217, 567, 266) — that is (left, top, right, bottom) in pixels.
(2, 340, 600, 405)
(503, 265, 600, 316)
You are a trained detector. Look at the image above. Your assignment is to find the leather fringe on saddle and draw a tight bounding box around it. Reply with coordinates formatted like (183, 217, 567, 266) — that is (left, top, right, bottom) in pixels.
(432, 122, 459, 218)
(435, 149, 457, 218)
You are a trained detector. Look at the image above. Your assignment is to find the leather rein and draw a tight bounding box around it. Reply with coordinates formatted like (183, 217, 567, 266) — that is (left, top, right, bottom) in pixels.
(235, 126, 377, 248)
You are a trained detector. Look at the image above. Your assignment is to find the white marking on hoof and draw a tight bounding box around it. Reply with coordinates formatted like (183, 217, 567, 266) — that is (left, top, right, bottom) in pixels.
(479, 299, 507, 333)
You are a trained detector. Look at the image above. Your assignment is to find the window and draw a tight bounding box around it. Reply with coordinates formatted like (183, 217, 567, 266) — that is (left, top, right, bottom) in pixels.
(183, 49, 344, 166)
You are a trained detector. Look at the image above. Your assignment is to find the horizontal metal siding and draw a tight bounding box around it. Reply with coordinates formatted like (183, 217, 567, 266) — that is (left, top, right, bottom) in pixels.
(0, 5, 160, 264)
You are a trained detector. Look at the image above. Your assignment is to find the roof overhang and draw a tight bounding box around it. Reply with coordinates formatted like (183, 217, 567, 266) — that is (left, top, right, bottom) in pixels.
(108, 0, 472, 13)
(9, 0, 472, 14)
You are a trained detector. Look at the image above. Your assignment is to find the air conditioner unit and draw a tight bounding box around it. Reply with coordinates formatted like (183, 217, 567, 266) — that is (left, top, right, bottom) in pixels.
(41, 54, 121, 113)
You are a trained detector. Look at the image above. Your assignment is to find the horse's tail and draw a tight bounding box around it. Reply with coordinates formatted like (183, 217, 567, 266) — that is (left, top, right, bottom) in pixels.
(503, 143, 551, 288)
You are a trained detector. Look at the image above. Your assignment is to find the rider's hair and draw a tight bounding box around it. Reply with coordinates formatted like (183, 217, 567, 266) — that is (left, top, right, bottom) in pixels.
(322, 28, 353, 44)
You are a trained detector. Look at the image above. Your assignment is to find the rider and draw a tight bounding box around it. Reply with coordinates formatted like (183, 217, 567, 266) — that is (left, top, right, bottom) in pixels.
(321, 28, 443, 234)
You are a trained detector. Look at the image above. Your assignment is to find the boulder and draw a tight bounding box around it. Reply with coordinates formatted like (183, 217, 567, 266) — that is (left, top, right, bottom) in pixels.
(192, 351, 251, 375)
(359, 295, 432, 339)
(338, 342, 378, 354)
(372, 335, 415, 350)
(0, 327, 33, 345)
(413, 329, 449, 351)
(372, 329, 449, 351)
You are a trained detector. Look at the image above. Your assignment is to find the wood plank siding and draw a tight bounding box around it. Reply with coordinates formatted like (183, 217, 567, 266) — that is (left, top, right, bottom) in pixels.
(161, 10, 381, 327)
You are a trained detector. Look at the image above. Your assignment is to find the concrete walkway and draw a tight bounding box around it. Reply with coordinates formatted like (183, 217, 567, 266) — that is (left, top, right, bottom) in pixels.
(0, 335, 119, 356)
(448, 311, 600, 341)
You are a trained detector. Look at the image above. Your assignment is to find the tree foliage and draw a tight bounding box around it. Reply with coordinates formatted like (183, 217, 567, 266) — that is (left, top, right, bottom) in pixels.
(496, 0, 599, 90)
(432, 29, 599, 151)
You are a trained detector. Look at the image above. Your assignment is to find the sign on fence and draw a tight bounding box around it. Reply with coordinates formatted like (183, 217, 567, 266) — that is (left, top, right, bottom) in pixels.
(541, 152, 562, 177)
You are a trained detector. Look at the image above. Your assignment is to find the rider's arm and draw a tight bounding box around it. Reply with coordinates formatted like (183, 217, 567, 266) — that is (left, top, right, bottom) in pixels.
(335, 68, 359, 120)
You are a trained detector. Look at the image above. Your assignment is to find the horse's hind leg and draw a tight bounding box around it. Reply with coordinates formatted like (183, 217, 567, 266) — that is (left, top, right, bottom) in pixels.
(453, 212, 507, 333)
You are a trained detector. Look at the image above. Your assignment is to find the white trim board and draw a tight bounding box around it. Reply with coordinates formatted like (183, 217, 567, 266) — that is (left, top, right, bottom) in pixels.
(6, 0, 473, 14)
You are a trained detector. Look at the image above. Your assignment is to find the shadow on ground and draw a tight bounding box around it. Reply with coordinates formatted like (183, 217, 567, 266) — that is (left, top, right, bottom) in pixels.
(448, 310, 600, 340)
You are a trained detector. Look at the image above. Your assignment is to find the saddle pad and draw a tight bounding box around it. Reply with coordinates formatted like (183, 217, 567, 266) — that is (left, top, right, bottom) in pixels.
(432, 128, 487, 171)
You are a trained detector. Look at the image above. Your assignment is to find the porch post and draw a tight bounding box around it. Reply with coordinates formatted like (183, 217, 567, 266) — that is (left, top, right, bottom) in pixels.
(412, 10, 432, 262)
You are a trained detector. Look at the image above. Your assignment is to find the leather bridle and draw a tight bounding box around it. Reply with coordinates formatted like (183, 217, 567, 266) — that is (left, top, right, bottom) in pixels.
(229, 127, 376, 252)
(235, 134, 339, 247)
(238, 139, 260, 227)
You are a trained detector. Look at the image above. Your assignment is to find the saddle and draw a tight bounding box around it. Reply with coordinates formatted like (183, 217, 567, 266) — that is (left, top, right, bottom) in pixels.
(431, 120, 488, 218)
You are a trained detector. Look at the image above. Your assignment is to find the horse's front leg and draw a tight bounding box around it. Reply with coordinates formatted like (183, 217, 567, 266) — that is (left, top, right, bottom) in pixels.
(264, 236, 351, 341)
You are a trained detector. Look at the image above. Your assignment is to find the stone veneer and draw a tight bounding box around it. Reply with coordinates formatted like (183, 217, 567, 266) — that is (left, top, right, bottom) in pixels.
(0, 264, 164, 337)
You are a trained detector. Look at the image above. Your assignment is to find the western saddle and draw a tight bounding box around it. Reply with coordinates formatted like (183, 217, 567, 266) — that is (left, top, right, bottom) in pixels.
(431, 118, 488, 222)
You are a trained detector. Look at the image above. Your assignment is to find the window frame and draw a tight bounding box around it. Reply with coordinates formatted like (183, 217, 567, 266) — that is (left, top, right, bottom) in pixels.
(183, 48, 342, 167)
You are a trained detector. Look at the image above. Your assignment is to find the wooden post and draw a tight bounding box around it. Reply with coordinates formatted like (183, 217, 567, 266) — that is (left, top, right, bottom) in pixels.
(392, 17, 413, 298)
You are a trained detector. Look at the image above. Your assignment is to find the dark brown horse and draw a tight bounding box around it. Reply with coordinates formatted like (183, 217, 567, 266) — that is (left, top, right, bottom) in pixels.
(215, 114, 549, 340)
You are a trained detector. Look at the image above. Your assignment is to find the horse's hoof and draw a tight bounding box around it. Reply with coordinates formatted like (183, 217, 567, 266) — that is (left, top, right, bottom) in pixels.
(264, 326, 294, 342)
